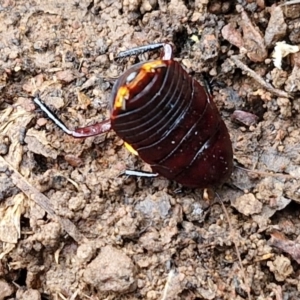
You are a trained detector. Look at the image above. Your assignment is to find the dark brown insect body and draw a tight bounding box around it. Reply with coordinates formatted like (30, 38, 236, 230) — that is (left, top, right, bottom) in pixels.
(34, 43, 233, 188)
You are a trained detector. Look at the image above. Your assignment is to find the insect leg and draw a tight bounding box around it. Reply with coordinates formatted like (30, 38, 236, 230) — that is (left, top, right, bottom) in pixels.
(33, 95, 111, 138)
(121, 170, 159, 178)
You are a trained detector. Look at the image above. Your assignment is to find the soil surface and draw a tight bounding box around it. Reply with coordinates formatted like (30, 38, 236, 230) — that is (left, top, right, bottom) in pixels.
(1, 0, 300, 299)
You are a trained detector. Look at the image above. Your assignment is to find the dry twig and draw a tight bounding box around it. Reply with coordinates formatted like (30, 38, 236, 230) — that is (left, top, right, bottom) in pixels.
(229, 55, 291, 99)
(281, 0, 300, 5)
(0, 156, 87, 244)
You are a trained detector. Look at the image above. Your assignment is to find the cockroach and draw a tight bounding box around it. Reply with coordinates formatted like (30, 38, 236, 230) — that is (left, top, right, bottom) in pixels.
(34, 43, 233, 188)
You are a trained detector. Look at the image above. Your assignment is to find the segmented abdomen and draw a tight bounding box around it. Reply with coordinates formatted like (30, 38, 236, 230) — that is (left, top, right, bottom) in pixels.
(111, 60, 233, 188)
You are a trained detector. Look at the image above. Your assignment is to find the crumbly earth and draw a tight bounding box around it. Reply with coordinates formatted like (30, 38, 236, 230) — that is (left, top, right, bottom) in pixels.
(0, 0, 300, 299)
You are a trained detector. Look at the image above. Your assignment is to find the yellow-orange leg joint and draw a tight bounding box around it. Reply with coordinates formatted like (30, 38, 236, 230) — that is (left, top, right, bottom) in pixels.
(124, 142, 138, 156)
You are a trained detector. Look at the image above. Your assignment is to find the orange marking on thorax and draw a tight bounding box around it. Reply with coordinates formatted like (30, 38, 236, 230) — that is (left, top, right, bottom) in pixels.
(113, 60, 167, 111)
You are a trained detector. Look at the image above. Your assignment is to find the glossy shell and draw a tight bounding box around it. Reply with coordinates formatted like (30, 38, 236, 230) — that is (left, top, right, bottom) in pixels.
(110, 59, 233, 188)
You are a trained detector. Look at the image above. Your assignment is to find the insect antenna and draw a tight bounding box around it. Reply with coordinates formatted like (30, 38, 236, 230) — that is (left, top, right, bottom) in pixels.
(116, 43, 165, 60)
(33, 95, 74, 136)
(33, 95, 111, 138)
